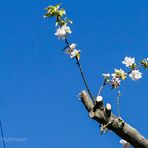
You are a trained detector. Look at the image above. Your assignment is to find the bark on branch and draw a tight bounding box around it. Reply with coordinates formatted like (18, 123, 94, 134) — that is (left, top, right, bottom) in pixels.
(80, 90, 148, 148)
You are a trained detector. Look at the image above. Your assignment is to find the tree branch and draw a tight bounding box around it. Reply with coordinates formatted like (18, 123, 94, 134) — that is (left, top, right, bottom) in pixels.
(80, 90, 148, 148)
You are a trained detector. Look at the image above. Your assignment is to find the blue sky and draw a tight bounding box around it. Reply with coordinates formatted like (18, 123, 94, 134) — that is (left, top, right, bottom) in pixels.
(0, 0, 147, 147)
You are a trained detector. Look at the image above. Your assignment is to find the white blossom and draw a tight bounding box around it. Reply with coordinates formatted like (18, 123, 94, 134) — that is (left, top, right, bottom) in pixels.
(69, 43, 77, 50)
(115, 69, 125, 74)
(111, 69, 119, 78)
(102, 73, 110, 78)
(65, 43, 80, 59)
(111, 73, 116, 78)
(70, 49, 80, 59)
(65, 43, 77, 54)
(129, 70, 142, 80)
(112, 69, 126, 76)
(112, 69, 127, 80)
(111, 77, 121, 88)
(122, 57, 135, 67)
(120, 139, 131, 148)
(55, 25, 72, 40)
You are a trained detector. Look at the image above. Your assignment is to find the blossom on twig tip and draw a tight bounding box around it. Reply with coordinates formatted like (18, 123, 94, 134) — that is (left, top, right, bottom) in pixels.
(129, 70, 142, 80)
(122, 57, 135, 68)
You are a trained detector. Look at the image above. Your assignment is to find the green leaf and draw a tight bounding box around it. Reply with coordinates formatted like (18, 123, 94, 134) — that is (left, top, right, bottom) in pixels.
(55, 3, 61, 9)
(58, 8, 66, 17)
(140, 59, 148, 69)
(66, 18, 73, 24)
(44, 13, 52, 18)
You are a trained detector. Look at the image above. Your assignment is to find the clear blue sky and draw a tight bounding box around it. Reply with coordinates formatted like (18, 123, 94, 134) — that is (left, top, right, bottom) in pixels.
(0, 0, 147, 147)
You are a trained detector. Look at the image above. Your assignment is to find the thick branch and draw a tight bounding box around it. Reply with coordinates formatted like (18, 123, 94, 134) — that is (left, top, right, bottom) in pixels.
(80, 90, 148, 148)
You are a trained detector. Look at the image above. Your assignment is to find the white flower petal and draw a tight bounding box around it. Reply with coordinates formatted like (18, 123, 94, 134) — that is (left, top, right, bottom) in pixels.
(55, 25, 71, 40)
(129, 70, 142, 80)
(102, 73, 110, 77)
(122, 57, 135, 67)
(70, 49, 80, 58)
(69, 43, 77, 49)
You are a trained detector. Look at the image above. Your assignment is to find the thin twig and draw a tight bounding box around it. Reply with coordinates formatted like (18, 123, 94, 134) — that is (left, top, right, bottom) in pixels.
(65, 39, 70, 46)
(97, 80, 106, 96)
(64, 38, 95, 103)
(76, 57, 95, 102)
(127, 64, 142, 74)
(116, 90, 121, 117)
(56, 16, 95, 102)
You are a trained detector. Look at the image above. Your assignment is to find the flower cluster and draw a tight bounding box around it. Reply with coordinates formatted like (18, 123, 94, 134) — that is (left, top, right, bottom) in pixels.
(44, 4, 81, 60)
(44, 4, 147, 91)
(122, 56, 144, 80)
(65, 43, 81, 60)
(111, 77, 121, 88)
(55, 24, 71, 40)
(102, 69, 126, 88)
(112, 69, 127, 80)
(102, 56, 148, 89)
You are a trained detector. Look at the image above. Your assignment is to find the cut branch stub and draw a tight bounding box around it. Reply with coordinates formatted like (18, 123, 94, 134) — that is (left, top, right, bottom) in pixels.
(94, 96, 104, 110)
(80, 90, 148, 148)
(105, 103, 112, 118)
